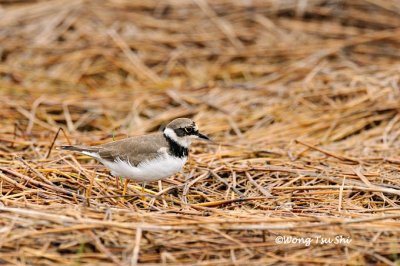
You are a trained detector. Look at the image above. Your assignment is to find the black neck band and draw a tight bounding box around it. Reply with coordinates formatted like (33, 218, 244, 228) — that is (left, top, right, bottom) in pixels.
(163, 133, 189, 158)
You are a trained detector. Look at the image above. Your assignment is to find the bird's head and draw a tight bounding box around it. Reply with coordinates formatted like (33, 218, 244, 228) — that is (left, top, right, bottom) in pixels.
(163, 118, 209, 147)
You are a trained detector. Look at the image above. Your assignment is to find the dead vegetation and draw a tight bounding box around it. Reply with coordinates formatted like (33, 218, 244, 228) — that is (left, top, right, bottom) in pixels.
(1, 0, 400, 265)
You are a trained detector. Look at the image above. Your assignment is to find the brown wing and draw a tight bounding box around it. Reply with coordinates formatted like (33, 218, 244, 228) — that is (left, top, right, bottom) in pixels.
(97, 132, 168, 166)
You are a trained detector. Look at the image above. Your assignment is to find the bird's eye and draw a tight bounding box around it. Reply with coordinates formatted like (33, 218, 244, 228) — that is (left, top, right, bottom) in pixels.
(185, 127, 193, 133)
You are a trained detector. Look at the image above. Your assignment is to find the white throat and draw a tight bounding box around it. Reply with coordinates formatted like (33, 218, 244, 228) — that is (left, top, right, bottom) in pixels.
(164, 128, 192, 148)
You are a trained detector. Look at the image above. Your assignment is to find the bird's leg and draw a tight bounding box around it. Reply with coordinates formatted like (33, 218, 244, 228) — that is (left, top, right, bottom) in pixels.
(141, 182, 147, 201)
(123, 179, 129, 197)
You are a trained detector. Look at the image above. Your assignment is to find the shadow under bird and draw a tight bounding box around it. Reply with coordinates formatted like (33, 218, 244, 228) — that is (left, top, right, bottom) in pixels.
(60, 118, 210, 183)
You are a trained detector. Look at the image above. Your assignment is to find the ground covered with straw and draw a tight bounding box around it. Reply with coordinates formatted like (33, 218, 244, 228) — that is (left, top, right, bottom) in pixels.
(1, 0, 400, 265)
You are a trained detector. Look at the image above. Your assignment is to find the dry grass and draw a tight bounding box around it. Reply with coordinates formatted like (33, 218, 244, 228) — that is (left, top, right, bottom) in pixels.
(1, 0, 400, 265)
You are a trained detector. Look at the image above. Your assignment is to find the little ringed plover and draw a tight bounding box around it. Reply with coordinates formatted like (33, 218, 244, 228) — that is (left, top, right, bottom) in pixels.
(60, 118, 209, 183)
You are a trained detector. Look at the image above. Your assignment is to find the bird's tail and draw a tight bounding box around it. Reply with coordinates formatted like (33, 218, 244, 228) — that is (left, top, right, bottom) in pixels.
(58, 145, 100, 158)
(59, 145, 88, 151)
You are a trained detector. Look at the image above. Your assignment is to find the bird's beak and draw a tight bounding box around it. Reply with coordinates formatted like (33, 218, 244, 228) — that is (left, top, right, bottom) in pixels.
(197, 132, 210, 140)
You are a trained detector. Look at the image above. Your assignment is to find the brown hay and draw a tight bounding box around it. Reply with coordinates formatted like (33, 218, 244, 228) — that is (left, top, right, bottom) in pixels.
(1, 0, 400, 265)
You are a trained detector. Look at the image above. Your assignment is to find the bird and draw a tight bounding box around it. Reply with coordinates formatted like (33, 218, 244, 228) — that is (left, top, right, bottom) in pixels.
(60, 118, 209, 194)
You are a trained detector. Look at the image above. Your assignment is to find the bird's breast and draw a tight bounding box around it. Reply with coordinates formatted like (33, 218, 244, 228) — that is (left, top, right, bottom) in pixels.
(101, 155, 187, 182)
